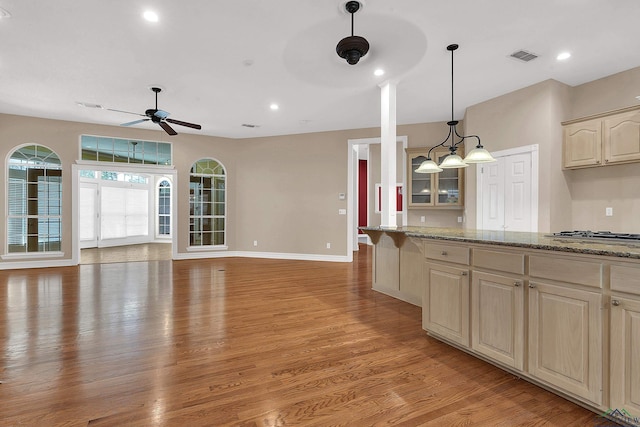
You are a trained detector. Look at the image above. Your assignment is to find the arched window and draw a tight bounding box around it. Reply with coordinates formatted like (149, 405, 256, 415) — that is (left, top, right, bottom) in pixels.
(158, 179, 171, 236)
(189, 159, 225, 247)
(7, 145, 62, 253)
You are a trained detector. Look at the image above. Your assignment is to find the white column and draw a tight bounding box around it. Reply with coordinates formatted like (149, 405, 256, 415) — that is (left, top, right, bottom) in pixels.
(380, 80, 397, 228)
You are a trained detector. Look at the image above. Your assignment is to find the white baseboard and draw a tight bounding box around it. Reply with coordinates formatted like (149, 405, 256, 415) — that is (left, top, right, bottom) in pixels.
(173, 250, 351, 263)
(0, 258, 77, 270)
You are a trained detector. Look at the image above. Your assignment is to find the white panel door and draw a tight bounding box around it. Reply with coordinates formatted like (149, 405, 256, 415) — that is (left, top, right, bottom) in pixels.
(504, 153, 532, 232)
(79, 182, 98, 248)
(480, 150, 534, 232)
(481, 158, 505, 231)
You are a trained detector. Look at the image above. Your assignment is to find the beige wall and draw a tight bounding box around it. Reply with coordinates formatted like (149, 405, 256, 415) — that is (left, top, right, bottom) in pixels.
(2, 65, 640, 268)
(464, 79, 573, 232)
(0, 114, 236, 263)
(566, 66, 640, 233)
(464, 66, 640, 233)
(570, 66, 640, 119)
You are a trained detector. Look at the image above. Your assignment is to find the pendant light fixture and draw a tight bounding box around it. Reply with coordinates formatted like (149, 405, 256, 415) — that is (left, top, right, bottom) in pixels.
(416, 44, 495, 174)
(336, 1, 369, 65)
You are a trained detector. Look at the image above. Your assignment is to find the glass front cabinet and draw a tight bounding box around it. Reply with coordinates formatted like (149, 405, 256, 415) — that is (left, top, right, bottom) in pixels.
(406, 147, 464, 208)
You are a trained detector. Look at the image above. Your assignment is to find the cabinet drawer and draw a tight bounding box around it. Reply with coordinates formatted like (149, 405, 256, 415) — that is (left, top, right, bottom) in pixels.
(425, 242, 469, 265)
(473, 249, 525, 274)
(611, 264, 640, 295)
(529, 255, 602, 288)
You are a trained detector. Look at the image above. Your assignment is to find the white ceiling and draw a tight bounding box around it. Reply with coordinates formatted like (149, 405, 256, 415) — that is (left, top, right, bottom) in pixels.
(1, 0, 639, 139)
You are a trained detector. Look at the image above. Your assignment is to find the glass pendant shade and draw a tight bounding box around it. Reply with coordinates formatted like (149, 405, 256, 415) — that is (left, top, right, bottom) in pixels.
(415, 159, 443, 173)
(439, 153, 469, 169)
(463, 146, 496, 163)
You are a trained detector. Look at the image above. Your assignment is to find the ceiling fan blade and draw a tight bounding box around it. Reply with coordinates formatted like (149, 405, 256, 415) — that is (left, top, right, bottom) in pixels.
(121, 118, 150, 127)
(166, 118, 202, 130)
(106, 108, 145, 116)
(159, 121, 178, 136)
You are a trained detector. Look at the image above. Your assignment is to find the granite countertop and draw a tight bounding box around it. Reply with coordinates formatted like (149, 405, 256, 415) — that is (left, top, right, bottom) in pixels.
(359, 226, 640, 260)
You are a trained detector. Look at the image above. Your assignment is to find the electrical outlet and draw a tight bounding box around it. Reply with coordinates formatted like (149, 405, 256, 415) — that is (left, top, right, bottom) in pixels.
(420, 216, 425, 223)
(326, 242, 331, 249)
(457, 216, 463, 223)
(338, 209, 346, 215)
(606, 207, 613, 217)
(253, 240, 258, 246)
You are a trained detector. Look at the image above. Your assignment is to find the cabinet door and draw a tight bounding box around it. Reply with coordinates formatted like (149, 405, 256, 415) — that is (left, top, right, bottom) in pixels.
(610, 296, 640, 420)
(423, 262, 469, 347)
(528, 281, 603, 405)
(471, 272, 524, 371)
(563, 119, 602, 169)
(433, 148, 464, 207)
(604, 110, 640, 164)
(407, 151, 435, 207)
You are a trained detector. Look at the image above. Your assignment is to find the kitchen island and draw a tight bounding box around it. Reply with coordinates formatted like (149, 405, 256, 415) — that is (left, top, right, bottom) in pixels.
(360, 226, 640, 427)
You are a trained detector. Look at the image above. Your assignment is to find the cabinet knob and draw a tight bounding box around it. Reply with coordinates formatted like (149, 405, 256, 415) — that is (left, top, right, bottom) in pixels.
(514, 281, 521, 287)
(596, 160, 601, 164)
(461, 271, 468, 276)
(441, 251, 448, 256)
(605, 159, 609, 163)
(528, 283, 536, 288)
(612, 300, 620, 307)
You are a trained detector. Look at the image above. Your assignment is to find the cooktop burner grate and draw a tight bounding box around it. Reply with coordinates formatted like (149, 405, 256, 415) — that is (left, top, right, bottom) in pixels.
(551, 230, 640, 241)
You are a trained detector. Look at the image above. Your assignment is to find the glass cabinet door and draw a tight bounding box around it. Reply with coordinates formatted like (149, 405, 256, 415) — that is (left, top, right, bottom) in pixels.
(435, 150, 461, 206)
(409, 153, 434, 206)
(406, 147, 464, 209)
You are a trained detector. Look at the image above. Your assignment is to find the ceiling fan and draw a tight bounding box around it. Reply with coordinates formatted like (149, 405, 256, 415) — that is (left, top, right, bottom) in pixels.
(107, 87, 202, 136)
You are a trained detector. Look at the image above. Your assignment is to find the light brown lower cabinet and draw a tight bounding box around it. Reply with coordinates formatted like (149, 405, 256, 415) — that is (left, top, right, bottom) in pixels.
(610, 296, 640, 420)
(528, 280, 603, 405)
(471, 271, 524, 371)
(406, 238, 640, 424)
(423, 262, 469, 347)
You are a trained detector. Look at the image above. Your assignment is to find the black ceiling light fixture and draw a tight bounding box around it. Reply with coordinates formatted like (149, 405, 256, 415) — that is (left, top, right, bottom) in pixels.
(106, 87, 202, 136)
(415, 44, 496, 173)
(336, 1, 369, 65)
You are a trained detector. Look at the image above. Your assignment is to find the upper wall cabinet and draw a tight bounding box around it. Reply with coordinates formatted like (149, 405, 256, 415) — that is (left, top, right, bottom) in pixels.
(563, 106, 640, 169)
(406, 147, 464, 209)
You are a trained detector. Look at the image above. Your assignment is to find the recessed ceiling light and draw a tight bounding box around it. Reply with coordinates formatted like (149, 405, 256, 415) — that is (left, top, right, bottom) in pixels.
(143, 10, 159, 22)
(374, 69, 385, 76)
(270, 103, 279, 111)
(556, 52, 571, 61)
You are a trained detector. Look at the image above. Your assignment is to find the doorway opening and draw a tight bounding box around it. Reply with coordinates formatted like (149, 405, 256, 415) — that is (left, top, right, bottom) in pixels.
(72, 164, 177, 264)
(347, 136, 408, 258)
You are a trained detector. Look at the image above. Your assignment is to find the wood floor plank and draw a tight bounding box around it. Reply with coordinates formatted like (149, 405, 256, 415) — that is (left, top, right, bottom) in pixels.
(0, 245, 616, 426)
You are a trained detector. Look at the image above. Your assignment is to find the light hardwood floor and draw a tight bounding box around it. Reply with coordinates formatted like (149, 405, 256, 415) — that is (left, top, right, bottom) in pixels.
(0, 246, 613, 426)
(81, 243, 172, 264)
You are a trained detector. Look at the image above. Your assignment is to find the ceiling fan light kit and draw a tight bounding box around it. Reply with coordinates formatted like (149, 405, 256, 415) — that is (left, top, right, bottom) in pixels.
(336, 1, 369, 65)
(416, 44, 496, 174)
(107, 87, 202, 136)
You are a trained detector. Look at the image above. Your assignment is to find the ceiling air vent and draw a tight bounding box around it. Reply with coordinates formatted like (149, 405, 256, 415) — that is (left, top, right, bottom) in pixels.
(510, 49, 538, 62)
(241, 123, 260, 128)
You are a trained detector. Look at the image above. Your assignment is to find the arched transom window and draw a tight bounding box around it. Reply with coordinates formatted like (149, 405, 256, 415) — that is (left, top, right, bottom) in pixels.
(7, 145, 62, 253)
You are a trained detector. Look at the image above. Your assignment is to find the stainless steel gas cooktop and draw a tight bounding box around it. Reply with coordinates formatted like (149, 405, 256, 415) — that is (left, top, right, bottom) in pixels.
(550, 230, 640, 242)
